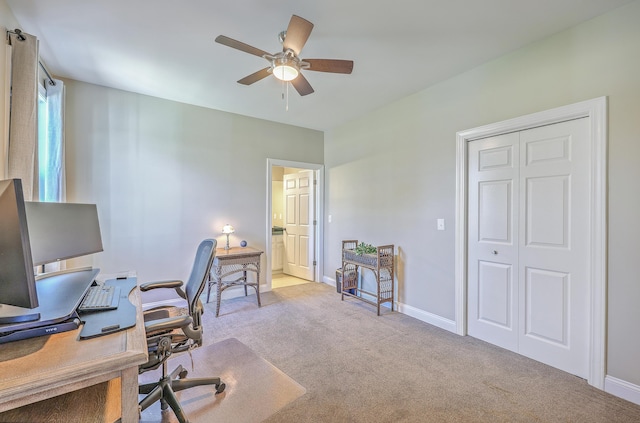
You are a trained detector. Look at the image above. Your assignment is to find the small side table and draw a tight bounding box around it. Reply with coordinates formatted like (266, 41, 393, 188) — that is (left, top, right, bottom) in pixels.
(207, 247, 263, 317)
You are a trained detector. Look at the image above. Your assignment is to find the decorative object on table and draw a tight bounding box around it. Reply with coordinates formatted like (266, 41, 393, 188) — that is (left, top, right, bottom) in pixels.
(240, 240, 247, 247)
(222, 224, 235, 250)
(355, 242, 377, 255)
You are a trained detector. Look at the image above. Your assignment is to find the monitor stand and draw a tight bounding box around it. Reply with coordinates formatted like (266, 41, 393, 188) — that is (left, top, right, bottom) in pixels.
(0, 313, 79, 344)
(0, 268, 99, 335)
(0, 307, 40, 325)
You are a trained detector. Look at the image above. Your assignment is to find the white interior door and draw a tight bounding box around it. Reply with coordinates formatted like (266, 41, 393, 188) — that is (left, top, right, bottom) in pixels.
(468, 118, 589, 378)
(283, 170, 315, 280)
(467, 132, 520, 352)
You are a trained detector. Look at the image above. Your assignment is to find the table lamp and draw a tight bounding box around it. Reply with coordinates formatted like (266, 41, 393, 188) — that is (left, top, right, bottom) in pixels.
(222, 224, 235, 250)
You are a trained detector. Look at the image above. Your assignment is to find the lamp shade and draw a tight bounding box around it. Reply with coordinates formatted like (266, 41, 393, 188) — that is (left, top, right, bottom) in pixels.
(222, 224, 235, 234)
(273, 63, 299, 81)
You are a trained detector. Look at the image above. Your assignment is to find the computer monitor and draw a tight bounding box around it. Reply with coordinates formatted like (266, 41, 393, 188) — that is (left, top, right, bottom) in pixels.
(24, 201, 104, 266)
(0, 179, 38, 312)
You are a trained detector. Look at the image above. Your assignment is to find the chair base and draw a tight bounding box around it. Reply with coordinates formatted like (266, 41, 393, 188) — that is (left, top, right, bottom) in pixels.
(139, 363, 225, 423)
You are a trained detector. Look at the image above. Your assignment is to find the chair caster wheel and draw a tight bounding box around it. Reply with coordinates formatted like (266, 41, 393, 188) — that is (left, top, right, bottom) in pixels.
(179, 369, 188, 379)
(215, 383, 226, 394)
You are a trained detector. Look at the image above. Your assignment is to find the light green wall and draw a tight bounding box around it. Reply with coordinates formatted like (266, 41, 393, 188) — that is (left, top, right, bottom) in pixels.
(324, 1, 640, 385)
(63, 80, 323, 285)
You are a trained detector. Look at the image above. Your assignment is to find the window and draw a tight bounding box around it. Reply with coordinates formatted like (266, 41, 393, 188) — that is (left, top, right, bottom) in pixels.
(37, 78, 64, 202)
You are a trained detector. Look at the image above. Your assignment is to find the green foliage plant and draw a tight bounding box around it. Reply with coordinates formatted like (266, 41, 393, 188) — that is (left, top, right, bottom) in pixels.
(355, 242, 377, 255)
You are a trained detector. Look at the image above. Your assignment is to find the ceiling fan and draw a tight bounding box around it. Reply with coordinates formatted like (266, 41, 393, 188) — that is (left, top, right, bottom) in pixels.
(215, 15, 354, 96)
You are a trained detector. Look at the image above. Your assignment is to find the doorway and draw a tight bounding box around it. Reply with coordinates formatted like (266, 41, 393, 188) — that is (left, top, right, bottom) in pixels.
(454, 97, 607, 389)
(266, 159, 324, 291)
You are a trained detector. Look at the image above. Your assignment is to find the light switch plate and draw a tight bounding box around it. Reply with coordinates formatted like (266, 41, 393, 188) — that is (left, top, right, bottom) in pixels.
(437, 218, 445, 231)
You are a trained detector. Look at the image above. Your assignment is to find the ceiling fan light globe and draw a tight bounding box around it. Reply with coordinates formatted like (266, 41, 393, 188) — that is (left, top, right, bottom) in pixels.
(273, 64, 299, 81)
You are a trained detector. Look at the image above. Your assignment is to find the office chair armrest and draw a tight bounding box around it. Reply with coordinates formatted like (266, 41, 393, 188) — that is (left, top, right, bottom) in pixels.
(140, 280, 183, 292)
(144, 315, 192, 333)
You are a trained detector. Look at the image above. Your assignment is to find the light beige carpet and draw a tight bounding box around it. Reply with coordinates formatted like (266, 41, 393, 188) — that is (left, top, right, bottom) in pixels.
(209, 283, 640, 422)
(138, 338, 306, 423)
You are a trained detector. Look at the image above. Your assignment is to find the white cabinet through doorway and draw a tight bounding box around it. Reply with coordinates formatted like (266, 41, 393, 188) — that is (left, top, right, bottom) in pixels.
(272, 234, 284, 272)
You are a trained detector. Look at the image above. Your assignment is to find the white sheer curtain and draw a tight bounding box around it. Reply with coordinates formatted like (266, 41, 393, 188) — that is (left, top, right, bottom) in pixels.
(39, 78, 65, 202)
(7, 31, 39, 201)
(39, 78, 66, 274)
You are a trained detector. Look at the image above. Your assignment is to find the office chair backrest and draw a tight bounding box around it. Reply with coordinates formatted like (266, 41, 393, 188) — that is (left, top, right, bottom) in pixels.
(185, 239, 217, 316)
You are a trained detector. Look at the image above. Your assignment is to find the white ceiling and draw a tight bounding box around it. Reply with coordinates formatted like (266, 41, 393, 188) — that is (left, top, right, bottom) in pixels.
(6, 0, 633, 131)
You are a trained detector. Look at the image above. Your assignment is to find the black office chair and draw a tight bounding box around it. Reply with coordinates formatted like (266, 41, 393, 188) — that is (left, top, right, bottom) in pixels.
(138, 238, 225, 423)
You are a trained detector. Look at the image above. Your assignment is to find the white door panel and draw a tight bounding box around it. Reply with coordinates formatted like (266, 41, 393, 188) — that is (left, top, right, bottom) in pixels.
(526, 176, 568, 247)
(478, 180, 513, 243)
(524, 267, 568, 345)
(468, 133, 519, 351)
(468, 118, 589, 378)
(283, 170, 315, 281)
(518, 118, 589, 378)
(478, 260, 513, 328)
(285, 233, 296, 264)
(299, 236, 310, 267)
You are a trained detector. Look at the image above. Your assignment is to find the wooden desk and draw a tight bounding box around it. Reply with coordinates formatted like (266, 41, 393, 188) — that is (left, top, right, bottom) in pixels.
(206, 247, 263, 317)
(0, 278, 147, 422)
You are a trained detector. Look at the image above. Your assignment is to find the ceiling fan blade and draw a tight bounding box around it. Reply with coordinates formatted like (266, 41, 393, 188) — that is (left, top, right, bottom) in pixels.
(215, 35, 270, 58)
(237, 67, 272, 85)
(291, 73, 314, 96)
(283, 15, 314, 56)
(305, 59, 354, 74)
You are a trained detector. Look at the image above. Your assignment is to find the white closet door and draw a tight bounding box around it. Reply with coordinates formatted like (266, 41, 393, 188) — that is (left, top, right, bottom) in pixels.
(468, 132, 520, 352)
(468, 118, 590, 378)
(517, 119, 589, 378)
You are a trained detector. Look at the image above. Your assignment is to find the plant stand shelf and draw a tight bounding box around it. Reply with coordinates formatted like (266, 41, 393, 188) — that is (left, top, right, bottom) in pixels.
(341, 240, 395, 315)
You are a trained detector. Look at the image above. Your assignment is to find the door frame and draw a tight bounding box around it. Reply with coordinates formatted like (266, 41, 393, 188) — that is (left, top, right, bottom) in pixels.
(266, 158, 324, 289)
(454, 97, 607, 389)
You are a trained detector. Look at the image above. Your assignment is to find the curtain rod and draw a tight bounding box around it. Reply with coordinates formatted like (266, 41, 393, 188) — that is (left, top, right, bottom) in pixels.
(6, 28, 56, 86)
(38, 61, 56, 86)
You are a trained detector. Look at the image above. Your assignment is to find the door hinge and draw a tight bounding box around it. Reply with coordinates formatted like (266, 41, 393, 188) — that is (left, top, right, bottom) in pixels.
(313, 260, 317, 266)
(313, 220, 317, 225)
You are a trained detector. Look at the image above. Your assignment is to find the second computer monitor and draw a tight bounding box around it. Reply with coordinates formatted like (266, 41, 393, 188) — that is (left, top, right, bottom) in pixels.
(24, 201, 104, 267)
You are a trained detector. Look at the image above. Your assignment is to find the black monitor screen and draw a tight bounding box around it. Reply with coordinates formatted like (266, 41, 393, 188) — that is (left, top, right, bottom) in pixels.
(0, 179, 38, 309)
(24, 201, 104, 266)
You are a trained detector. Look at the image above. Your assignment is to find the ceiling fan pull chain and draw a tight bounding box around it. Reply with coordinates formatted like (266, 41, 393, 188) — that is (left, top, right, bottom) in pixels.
(281, 81, 285, 109)
(281, 80, 289, 111)
(286, 81, 290, 111)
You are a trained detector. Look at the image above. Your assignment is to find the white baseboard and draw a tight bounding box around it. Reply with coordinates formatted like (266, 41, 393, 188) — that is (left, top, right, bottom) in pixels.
(322, 275, 456, 332)
(323, 275, 337, 287)
(605, 375, 640, 405)
(397, 301, 457, 333)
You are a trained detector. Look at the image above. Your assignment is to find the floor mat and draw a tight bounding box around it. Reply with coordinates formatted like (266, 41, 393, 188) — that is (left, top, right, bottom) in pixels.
(139, 337, 306, 423)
